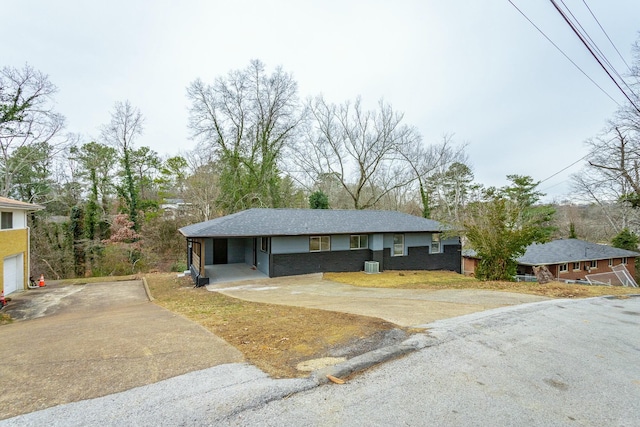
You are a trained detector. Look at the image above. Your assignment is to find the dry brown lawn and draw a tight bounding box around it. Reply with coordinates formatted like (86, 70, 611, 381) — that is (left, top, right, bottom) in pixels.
(0, 313, 11, 325)
(145, 273, 396, 378)
(324, 270, 640, 299)
(142, 270, 638, 377)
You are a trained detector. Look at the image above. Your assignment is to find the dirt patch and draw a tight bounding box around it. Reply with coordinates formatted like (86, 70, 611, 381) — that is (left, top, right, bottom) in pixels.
(146, 273, 401, 378)
(324, 271, 640, 299)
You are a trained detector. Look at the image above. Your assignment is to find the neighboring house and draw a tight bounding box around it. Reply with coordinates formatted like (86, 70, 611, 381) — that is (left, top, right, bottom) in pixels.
(160, 198, 190, 219)
(179, 208, 461, 285)
(0, 197, 44, 296)
(463, 238, 639, 281)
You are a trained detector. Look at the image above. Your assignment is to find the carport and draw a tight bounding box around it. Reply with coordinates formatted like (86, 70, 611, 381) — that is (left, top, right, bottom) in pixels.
(204, 263, 268, 284)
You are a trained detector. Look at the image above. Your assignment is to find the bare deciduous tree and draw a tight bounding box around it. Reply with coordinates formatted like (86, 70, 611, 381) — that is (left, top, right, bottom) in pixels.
(570, 36, 640, 237)
(187, 59, 303, 212)
(101, 100, 144, 229)
(401, 134, 469, 219)
(0, 64, 67, 199)
(294, 96, 420, 210)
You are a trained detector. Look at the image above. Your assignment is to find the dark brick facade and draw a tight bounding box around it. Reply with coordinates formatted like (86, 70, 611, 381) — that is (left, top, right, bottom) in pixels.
(271, 249, 372, 277)
(383, 245, 461, 273)
(270, 244, 462, 277)
(371, 250, 384, 268)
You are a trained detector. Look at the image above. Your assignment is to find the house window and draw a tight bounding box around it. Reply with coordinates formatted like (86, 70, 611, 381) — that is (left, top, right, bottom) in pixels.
(310, 236, 330, 252)
(431, 233, 440, 254)
(350, 234, 368, 250)
(572, 262, 581, 271)
(1, 212, 12, 229)
(260, 237, 269, 253)
(608, 258, 613, 267)
(590, 260, 597, 269)
(622, 257, 628, 265)
(559, 263, 568, 273)
(393, 234, 404, 256)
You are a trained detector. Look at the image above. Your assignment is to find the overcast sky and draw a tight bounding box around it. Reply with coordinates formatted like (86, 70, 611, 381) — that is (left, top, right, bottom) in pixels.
(3, 1, 640, 202)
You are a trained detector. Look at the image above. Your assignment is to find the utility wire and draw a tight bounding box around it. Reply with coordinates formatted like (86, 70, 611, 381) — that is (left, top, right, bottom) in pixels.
(549, 0, 640, 114)
(581, 0, 632, 72)
(539, 152, 591, 185)
(559, 0, 620, 79)
(539, 179, 569, 193)
(539, 134, 620, 185)
(557, 0, 636, 99)
(507, 0, 621, 107)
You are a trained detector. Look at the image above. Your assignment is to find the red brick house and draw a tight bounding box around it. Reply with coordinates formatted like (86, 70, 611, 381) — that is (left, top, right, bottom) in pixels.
(463, 239, 639, 283)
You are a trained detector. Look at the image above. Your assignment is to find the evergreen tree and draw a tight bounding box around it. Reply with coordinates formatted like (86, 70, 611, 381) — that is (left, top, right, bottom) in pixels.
(611, 228, 639, 251)
(465, 175, 555, 281)
(309, 190, 329, 209)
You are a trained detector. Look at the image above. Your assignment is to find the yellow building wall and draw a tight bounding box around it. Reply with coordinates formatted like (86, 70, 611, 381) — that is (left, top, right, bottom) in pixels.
(0, 228, 29, 293)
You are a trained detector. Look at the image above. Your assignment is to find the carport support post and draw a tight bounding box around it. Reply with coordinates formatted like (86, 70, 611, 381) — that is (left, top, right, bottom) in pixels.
(187, 239, 192, 268)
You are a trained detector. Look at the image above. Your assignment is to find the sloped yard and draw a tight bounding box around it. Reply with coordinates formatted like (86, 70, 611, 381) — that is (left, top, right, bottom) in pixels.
(324, 270, 640, 298)
(147, 271, 640, 378)
(146, 274, 400, 378)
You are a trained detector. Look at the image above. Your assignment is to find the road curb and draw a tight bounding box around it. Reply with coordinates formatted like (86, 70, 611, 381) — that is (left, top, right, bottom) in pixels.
(312, 333, 438, 384)
(142, 277, 154, 302)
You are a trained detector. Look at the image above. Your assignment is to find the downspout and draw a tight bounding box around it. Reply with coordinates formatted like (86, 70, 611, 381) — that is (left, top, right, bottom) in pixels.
(27, 225, 31, 289)
(459, 237, 463, 275)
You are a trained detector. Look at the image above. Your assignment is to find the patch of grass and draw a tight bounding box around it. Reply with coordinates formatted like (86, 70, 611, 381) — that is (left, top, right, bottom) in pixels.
(0, 313, 12, 325)
(324, 270, 640, 299)
(145, 273, 396, 378)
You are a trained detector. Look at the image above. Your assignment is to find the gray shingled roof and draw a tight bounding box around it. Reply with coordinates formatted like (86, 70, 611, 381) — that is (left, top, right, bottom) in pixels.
(517, 239, 639, 265)
(179, 208, 447, 238)
(464, 239, 639, 265)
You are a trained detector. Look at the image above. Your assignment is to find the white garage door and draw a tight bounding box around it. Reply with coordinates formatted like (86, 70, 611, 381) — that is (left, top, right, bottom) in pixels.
(3, 254, 24, 295)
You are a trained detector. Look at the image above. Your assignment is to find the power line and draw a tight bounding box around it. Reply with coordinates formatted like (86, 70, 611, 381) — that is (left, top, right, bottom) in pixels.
(539, 134, 626, 195)
(581, 0, 632, 72)
(539, 152, 591, 184)
(539, 179, 569, 193)
(559, 0, 620, 80)
(557, 0, 636, 100)
(507, 0, 621, 107)
(549, 0, 640, 114)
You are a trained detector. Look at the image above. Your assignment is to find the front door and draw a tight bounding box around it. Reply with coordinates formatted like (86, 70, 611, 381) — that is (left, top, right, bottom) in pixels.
(213, 239, 228, 264)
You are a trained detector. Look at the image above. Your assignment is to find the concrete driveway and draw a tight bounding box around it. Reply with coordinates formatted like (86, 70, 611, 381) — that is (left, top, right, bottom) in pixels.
(5, 296, 639, 426)
(207, 274, 550, 326)
(0, 280, 242, 420)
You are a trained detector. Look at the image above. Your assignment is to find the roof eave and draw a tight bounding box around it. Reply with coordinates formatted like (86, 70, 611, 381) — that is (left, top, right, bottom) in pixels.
(180, 229, 445, 239)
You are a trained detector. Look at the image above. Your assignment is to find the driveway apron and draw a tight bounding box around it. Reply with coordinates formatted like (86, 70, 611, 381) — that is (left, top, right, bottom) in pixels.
(208, 274, 550, 326)
(0, 280, 242, 420)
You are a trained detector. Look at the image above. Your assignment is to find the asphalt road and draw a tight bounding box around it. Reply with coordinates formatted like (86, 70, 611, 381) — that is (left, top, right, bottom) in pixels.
(3, 295, 638, 426)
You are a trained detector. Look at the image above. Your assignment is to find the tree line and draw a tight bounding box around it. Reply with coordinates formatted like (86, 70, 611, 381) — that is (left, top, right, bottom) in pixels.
(2, 42, 640, 281)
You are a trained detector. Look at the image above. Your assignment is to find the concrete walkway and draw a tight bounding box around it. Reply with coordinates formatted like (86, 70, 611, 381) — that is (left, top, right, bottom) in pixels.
(207, 274, 550, 326)
(0, 280, 243, 420)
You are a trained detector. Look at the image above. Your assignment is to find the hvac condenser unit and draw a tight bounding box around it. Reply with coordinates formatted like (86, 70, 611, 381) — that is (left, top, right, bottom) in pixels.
(364, 261, 380, 274)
